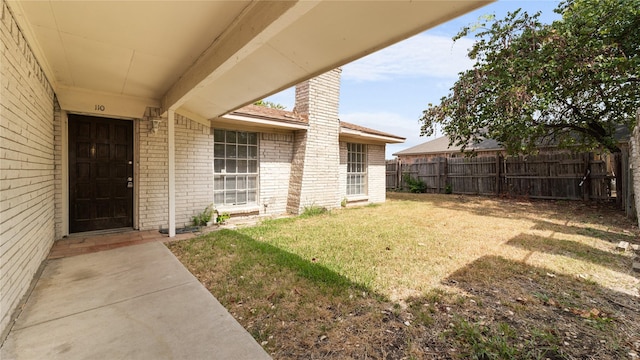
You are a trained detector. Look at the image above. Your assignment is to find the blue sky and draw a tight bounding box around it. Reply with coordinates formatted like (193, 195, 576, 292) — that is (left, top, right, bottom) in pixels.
(266, 0, 563, 158)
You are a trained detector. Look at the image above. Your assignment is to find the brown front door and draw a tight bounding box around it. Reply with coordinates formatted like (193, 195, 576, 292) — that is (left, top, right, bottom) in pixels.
(69, 114, 133, 233)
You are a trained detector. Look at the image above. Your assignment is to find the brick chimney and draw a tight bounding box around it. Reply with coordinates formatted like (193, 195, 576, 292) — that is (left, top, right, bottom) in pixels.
(287, 69, 342, 213)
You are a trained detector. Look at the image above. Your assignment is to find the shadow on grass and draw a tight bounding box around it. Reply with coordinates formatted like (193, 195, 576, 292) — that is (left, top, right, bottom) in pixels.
(531, 220, 637, 244)
(387, 193, 635, 236)
(169, 229, 374, 296)
(387, 192, 569, 222)
(168, 229, 410, 359)
(439, 255, 640, 360)
(506, 234, 635, 275)
(169, 228, 640, 360)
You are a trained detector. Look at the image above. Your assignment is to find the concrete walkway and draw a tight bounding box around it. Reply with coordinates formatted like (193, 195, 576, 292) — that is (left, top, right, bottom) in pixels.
(1, 241, 271, 359)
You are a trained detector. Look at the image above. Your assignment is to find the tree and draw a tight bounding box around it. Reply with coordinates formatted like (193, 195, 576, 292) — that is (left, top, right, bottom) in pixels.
(253, 99, 286, 110)
(420, 0, 640, 155)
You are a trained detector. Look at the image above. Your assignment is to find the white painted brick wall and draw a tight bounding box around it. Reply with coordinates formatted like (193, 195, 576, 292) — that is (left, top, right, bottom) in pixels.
(0, 0, 56, 338)
(338, 141, 347, 202)
(138, 114, 213, 230)
(338, 142, 387, 205)
(53, 101, 64, 239)
(367, 144, 386, 203)
(175, 115, 213, 227)
(137, 117, 168, 230)
(260, 132, 293, 215)
(288, 69, 342, 213)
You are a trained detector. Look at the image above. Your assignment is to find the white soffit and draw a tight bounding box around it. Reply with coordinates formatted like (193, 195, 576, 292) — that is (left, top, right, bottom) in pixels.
(179, 0, 493, 120)
(9, 0, 492, 120)
(215, 114, 308, 132)
(340, 129, 406, 145)
(9, 0, 251, 117)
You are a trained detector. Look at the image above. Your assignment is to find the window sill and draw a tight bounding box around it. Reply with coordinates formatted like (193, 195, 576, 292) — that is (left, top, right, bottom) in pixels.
(216, 204, 261, 216)
(346, 195, 369, 203)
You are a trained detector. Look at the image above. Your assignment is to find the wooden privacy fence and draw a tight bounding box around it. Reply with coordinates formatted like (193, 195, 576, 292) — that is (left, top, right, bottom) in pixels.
(386, 152, 630, 204)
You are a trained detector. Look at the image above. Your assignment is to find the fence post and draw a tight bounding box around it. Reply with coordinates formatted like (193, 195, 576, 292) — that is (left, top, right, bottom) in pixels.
(627, 147, 634, 218)
(397, 159, 402, 190)
(622, 148, 630, 214)
(444, 157, 449, 192)
(495, 155, 501, 195)
(614, 152, 623, 209)
(436, 158, 441, 193)
(582, 153, 591, 201)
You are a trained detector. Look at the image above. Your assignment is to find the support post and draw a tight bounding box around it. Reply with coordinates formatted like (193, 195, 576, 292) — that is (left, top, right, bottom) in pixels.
(168, 109, 176, 237)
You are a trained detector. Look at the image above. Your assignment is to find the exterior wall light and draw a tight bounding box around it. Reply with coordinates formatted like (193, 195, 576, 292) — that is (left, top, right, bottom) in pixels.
(150, 118, 161, 135)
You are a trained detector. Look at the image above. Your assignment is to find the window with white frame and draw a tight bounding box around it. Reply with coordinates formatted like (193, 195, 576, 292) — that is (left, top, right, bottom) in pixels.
(213, 129, 258, 206)
(347, 143, 367, 196)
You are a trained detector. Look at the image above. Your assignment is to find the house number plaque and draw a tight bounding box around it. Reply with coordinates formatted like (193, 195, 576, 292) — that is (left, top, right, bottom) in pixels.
(94, 104, 105, 112)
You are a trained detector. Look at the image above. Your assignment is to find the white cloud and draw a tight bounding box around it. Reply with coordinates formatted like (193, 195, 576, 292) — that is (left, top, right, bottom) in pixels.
(340, 111, 439, 159)
(342, 34, 475, 82)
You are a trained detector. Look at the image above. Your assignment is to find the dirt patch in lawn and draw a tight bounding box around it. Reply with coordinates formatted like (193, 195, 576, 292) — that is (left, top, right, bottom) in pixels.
(168, 194, 640, 359)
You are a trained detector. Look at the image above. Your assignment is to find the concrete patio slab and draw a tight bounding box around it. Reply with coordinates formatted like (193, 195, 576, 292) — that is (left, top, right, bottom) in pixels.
(1, 242, 271, 360)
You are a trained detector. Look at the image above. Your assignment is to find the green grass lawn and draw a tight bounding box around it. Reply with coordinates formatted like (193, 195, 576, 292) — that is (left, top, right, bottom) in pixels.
(168, 193, 640, 359)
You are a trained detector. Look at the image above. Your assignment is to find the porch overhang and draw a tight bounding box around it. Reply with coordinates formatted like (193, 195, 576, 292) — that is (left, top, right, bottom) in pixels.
(8, 0, 492, 121)
(214, 114, 308, 132)
(340, 129, 406, 145)
(340, 121, 405, 145)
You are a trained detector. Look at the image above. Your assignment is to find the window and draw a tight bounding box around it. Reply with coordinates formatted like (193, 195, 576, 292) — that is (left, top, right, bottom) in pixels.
(347, 143, 367, 196)
(213, 129, 258, 206)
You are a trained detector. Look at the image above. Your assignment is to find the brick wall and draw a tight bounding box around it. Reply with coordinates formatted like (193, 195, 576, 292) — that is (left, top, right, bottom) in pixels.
(138, 116, 168, 230)
(175, 115, 213, 227)
(138, 114, 213, 230)
(0, 0, 56, 338)
(139, 114, 300, 228)
(338, 141, 348, 202)
(260, 132, 294, 215)
(287, 130, 307, 212)
(338, 141, 387, 205)
(53, 100, 64, 239)
(288, 69, 342, 213)
(367, 144, 386, 203)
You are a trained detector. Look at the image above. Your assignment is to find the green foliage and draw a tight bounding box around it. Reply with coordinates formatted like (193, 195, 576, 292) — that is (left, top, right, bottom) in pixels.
(301, 205, 329, 217)
(445, 184, 453, 194)
(217, 212, 230, 224)
(341, 197, 348, 208)
(403, 173, 427, 193)
(451, 318, 532, 359)
(421, 0, 640, 155)
(253, 99, 286, 110)
(192, 204, 216, 226)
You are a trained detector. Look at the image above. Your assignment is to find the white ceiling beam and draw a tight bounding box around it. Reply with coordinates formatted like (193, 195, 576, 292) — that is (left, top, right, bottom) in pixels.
(161, 0, 319, 114)
(174, 108, 210, 127)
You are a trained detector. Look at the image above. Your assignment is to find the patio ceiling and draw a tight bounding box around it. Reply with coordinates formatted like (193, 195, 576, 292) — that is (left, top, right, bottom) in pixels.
(8, 0, 492, 122)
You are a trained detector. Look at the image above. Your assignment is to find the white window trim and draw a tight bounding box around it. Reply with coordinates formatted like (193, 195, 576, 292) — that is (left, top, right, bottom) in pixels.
(346, 143, 367, 197)
(213, 129, 260, 207)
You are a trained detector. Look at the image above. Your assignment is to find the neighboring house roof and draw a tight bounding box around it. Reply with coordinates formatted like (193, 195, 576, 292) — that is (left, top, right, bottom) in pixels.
(394, 125, 631, 157)
(223, 104, 405, 144)
(393, 136, 501, 156)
